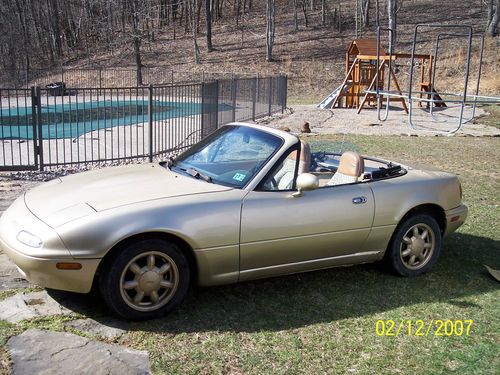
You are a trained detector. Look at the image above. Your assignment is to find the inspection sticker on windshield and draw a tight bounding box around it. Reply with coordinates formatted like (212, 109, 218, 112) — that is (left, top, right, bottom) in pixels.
(233, 173, 246, 182)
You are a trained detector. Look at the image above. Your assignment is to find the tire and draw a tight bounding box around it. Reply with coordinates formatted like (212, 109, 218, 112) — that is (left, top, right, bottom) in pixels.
(385, 214, 442, 277)
(99, 238, 190, 320)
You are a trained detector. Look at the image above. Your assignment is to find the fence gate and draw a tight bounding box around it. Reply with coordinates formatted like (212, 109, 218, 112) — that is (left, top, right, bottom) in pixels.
(0, 88, 39, 171)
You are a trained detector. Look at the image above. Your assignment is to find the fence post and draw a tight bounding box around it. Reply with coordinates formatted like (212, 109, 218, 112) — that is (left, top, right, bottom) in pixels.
(252, 77, 257, 121)
(35, 86, 44, 171)
(98, 67, 103, 89)
(231, 78, 237, 122)
(201, 82, 205, 136)
(61, 66, 64, 83)
(148, 84, 154, 162)
(268, 77, 273, 116)
(281, 75, 287, 113)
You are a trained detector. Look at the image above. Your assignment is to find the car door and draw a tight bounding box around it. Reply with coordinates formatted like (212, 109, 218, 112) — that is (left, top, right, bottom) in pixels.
(239, 182, 375, 275)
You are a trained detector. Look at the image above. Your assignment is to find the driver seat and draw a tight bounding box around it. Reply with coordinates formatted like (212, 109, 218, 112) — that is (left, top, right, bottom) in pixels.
(327, 151, 364, 186)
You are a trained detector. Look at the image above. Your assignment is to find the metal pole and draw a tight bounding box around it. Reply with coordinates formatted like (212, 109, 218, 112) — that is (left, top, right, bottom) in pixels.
(252, 77, 257, 121)
(231, 78, 237, 122)
(375, 27, 393, 121)
(408, 24, 473, 134)
(35, 86, 44, 171)
(148, 84, 154, 162)
(201, 82, 205, 136)
(268, 77, 272, 116)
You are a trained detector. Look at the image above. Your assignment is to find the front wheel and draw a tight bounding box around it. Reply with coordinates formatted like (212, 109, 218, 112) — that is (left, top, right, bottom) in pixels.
(385, 214, 442, 277)
(100, 238, 190, 320)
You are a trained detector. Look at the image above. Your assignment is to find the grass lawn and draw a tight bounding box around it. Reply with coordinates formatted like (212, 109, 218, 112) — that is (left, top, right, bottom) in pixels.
(475, 105, 500, 129)
(1, 135, 499, 374)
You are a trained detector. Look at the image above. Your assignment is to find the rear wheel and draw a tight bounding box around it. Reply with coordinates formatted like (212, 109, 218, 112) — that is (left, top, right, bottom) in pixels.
(100, 238, 190, 320)
(386, 214, 442, 277)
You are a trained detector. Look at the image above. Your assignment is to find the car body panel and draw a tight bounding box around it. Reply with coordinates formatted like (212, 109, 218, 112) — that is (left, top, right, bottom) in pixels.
(240, 183, 375, 270)
(56, 189, 248, 258)
(369, 168, 463, 230)
(25, 163, 232, 227)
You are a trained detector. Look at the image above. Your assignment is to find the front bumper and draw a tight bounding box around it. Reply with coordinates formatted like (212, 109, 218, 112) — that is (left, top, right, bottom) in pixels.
(0, 196, 100, 293)
(444, 204, 468, 237)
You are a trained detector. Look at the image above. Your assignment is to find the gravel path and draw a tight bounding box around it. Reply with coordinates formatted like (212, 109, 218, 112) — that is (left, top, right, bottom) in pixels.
(263, 104, 500, 137)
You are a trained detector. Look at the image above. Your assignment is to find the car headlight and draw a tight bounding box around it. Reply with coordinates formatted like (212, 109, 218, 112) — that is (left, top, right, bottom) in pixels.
(16, 230, 43, 248)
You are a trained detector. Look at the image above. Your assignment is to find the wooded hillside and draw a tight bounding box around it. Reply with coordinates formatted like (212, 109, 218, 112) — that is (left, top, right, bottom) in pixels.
(1, 1, 498, 99)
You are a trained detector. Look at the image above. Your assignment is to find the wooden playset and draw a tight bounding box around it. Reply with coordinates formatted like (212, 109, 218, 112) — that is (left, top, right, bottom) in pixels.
(323, 39, 446, 113)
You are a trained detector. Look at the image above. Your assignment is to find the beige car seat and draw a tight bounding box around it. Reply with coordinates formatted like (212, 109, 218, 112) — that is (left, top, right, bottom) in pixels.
(327, 151, 364, 186)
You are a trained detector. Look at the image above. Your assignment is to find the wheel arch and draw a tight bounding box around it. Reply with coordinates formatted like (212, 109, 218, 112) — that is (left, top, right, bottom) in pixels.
(398, 203, 446, 235)
(94, 231, 198, 287)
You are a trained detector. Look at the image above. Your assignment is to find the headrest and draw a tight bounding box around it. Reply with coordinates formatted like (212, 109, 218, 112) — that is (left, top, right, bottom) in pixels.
(337, 151, 364, 177)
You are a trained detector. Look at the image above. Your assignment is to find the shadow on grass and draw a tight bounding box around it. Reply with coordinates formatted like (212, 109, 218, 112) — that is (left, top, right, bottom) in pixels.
(47, 232, 499, 333)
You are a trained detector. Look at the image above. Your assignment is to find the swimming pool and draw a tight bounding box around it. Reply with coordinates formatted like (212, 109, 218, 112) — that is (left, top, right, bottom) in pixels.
(0, 100, 221, 140)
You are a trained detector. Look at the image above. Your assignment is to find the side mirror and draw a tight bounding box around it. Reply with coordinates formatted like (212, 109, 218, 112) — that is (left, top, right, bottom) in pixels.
(292, 173, 319, 197)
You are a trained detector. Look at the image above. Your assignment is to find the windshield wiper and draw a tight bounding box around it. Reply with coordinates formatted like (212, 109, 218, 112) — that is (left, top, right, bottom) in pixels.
(186, 168, 212, 183)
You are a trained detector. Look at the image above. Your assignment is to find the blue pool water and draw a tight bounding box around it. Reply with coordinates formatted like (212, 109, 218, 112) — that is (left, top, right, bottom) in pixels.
(0, 100, 220, 140)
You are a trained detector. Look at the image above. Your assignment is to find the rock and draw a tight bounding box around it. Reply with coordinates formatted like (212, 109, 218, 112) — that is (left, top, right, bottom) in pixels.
(0, 290, 72, 323)
(8, 329, 150, 375)
(301, 122, 311, 133)
(278, 126, 291, 132)
(0, 254, 30, 291)
(65, 318, 126, 340)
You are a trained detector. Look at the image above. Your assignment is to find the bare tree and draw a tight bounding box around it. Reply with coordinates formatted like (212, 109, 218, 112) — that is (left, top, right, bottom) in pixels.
(337, 0, 342, 31)
(190, 0, 200, 63)
(361, 0, 370, 27)
(301, 0, 309, 28)
(205, 0, 214, 51)
(266, 0, 275, 62)
(293, 0, 299, 31)
(321, 0, 326, 26)
(486, 0, 499, 36)
(387, 0, 398, 49)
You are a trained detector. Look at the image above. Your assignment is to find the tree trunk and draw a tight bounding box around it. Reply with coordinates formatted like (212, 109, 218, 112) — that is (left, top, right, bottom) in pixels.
(266, 0, 275, 62)
(486, 0, 499, 36)
(338, 0, 341, 31)
(362, 0, 370, 27)
(387, 0, 397, 49)
(191, 0, 200, 63)
(321, 0, 326, 26)
(134, 36, 142, 85)
(293, 0, 298, 31)
(205, 0, 214, 51)
(302, 0, 309, 28)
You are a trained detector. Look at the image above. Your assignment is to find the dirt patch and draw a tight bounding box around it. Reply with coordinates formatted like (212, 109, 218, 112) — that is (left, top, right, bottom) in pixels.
(264, 104, 500, 137)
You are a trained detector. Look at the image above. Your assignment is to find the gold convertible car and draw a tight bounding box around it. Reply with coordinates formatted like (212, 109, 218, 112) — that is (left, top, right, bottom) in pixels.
(0, 123, 467, 319)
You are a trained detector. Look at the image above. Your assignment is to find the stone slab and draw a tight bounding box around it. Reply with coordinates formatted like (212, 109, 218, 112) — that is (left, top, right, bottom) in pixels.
(64, 318, 126, 340)
(0, 290, 72, 323)
(8, 329, 150, 375)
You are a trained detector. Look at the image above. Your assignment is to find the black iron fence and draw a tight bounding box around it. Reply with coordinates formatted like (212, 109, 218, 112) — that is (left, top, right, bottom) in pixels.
(0, 67, 261, 89)
(0, 75, 287, 171)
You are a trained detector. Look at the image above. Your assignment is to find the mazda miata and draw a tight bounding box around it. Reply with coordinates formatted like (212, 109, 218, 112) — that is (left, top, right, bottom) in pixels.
(0, 123, 467, 319)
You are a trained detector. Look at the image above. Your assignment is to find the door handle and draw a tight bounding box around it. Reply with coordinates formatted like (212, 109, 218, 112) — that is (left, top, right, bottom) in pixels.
(352, 196, 367, 204)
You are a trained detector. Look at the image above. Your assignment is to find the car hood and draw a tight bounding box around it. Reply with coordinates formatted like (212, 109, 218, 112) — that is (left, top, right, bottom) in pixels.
(24, 163, 231, 228)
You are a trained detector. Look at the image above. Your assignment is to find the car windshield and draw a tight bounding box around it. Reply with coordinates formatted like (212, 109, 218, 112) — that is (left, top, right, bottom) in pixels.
(172, 125, 283, 188)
